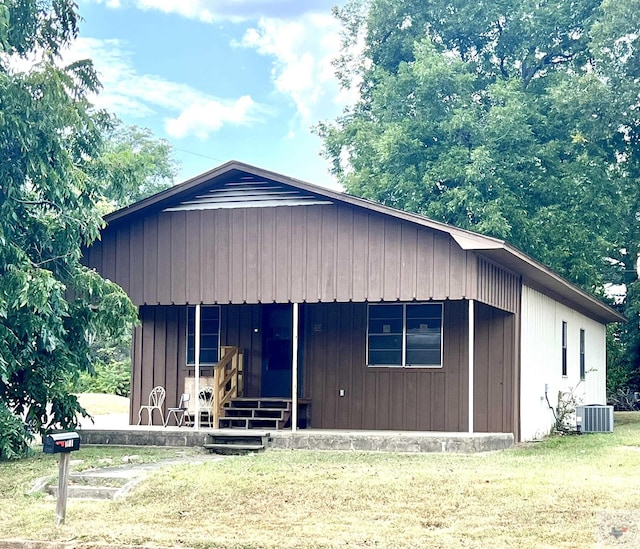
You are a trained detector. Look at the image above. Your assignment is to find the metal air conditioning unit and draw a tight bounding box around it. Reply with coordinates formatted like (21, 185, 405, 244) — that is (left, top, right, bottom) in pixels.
(575, 405, 614, 433)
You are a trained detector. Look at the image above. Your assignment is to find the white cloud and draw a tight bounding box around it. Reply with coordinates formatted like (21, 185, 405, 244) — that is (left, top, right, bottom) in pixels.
(166, 95, 256, 139)
(238, 13, 353, 122)
(79, 0, 358, 128)
(64, 37, 263, 139)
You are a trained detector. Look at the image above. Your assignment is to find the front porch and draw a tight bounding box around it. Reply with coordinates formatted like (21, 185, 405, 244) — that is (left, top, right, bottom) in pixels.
(133, 299, 516, 436)
(158, 343, 310, 431)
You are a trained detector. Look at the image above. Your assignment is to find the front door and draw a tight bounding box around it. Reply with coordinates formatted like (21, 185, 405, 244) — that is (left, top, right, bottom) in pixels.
(261, 304, 293, 397)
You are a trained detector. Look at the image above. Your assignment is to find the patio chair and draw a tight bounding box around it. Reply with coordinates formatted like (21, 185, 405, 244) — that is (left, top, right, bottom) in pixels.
(184, 386, 215, 427)
(137, 386, 166, 426)
(164, 393, 190, 427)
(198, 386, 215, 427)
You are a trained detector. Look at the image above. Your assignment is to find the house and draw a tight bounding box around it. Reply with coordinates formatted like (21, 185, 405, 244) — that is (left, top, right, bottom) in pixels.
(84, 161, 624, 441)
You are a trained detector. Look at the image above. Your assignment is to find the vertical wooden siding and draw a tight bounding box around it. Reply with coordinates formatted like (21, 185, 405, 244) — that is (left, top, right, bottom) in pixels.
(130, 305, 185, 424)
(477, 257, 519, 313)
(89, 204, 478, 306)
(220, 304, 263, 397)
(304, 301, 469, 431)
(473, 302, 516, 434)
(131, 304, 267, 421)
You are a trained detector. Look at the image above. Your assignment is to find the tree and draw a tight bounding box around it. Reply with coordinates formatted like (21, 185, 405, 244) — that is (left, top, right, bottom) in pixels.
(89, 119, 178, 212)
(0, 0, 137, 459)
(77, 120, 178, 400)
(590, 0, 640, 393)
(319, 0, 640, 393)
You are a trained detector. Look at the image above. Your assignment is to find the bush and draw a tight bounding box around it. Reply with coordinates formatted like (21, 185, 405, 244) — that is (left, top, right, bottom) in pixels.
(0, 403, 33, 461)
(552, 388, 582, 435)
(608, 387, 640, 411)
(77, 359, 131, 397)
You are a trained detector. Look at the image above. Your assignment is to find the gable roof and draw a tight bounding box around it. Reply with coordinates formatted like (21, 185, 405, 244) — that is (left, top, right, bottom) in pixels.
(104, 160, 624, 324)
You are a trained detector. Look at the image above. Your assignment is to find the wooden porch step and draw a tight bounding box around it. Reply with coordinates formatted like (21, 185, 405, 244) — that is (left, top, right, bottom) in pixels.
(218, 397, 308, 430)
(227, 398, 291, 410)
(249, 418, 285, 429)
(218, 418, 250, 429)
(218, 416, 290, 430)
(223, 407, 288, 419)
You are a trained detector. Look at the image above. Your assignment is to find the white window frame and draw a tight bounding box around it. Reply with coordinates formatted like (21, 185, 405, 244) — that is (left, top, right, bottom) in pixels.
(366, 302, 444, 368)
(186, 305, 221, 365)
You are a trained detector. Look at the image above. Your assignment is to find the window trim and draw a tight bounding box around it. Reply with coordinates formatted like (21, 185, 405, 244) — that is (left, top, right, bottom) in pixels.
(186, 305, 221, 365)
(366, 302, 444, 369)
(579, 328, 585, 380)
(561, 321, 568, 377)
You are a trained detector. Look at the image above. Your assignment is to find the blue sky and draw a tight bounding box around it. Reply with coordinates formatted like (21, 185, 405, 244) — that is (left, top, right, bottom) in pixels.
(72, 0, 353, 189)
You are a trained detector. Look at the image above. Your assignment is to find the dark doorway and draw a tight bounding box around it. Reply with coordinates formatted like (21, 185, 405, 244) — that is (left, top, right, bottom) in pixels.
(261, 304, 293, 397)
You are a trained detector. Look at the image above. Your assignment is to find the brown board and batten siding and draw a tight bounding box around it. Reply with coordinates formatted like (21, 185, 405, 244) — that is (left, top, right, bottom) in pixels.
(476, 256, 519, 314)
(131, 304, 268, 423)
(130, 306, 186, 425)
(474, 259, 520, 438)
(131, 300, 517, 433)
(304, 301, 470, 431)
(87, 203, 482, 306)
(473, 303, 517, 435)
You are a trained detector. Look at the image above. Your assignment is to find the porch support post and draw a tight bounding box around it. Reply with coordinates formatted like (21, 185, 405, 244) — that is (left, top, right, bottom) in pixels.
(291, 302, 299, 433)
(468, 299, 475, 433)
(194, 304, 201, 430)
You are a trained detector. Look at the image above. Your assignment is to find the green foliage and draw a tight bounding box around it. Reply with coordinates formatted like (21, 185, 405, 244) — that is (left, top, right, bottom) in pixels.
(607, 326, 631, 396)
(77, 359, 131, 397)
(0, 401, 31, 460)
(0, 0, 138, 460)
(77, 330, 132, 397)
(89, 118, 179, 212)
(321, 0, 639, 389)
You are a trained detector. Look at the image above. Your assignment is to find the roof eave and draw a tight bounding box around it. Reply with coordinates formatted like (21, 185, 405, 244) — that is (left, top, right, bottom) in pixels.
(474, 246, 625, 324)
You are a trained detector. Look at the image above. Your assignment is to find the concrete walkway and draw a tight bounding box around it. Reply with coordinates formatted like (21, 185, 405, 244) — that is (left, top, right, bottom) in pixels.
(7, 453, 223, 549)
(32, 452, 224, 501)
(74, 454, 223, 500)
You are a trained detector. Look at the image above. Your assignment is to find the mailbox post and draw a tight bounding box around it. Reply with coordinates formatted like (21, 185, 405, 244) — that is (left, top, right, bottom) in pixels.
(43, 432, 81, 526)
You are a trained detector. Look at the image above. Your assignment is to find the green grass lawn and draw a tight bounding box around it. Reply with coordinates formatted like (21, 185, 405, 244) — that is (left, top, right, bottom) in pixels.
(1, 413, 639, 548)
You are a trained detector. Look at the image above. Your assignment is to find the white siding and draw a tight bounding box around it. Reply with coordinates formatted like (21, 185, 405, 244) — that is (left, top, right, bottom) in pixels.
(520, 285, 607, 441)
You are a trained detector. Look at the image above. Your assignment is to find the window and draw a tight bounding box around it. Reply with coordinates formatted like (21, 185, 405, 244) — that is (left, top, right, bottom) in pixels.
(561, 321, 567, 377)
(367, 303, 443, 367)
(580, 329, 585, 380)
(187, 305, 220, 364)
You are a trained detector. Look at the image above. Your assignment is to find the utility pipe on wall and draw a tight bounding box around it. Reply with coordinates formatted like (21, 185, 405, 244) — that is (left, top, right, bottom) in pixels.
(468, 299, 475, 433)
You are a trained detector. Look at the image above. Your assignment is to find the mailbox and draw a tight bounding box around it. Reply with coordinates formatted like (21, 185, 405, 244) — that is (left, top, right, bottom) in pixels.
(43, 432, 81, 454)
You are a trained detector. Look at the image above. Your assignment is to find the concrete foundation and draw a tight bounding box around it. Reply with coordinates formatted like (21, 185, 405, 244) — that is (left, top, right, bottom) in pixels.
(270, 430, 514, 453)
(78, 427, 513, 453)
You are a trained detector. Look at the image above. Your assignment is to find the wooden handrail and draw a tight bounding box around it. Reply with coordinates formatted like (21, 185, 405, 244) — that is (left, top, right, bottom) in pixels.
(212, 346, 244, 428)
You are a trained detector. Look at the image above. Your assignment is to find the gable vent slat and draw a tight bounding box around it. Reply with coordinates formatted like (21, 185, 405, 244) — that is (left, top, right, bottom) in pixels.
(163, 179, 334, 212)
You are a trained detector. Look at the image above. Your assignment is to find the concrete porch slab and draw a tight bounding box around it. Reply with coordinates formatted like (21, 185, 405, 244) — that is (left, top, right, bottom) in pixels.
(270, 430, 513, 453)
(78, 426, 513, 453)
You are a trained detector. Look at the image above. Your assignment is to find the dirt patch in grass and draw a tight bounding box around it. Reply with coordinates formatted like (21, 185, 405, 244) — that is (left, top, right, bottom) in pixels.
(2, 413, 639, 548)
